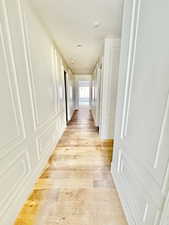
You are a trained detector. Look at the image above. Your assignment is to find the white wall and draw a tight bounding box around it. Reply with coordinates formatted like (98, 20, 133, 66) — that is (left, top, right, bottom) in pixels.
(112, 1, 169, 225)
(91, 38, 120, 139)
(91, 59, 102, 126)
(74, 74, 92, 109)
(66, 69, 75, 120)
(0, 0, 73, 224)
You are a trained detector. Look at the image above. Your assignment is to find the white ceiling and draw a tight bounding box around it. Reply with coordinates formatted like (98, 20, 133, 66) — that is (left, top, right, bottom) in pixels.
(30, 0, 123, 74)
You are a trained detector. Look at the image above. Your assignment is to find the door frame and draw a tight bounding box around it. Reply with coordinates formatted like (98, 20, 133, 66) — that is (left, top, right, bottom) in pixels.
(64, 71, 68, 124)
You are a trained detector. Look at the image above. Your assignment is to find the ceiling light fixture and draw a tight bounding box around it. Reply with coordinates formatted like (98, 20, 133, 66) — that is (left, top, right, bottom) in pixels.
(77, 44, 83, 48)
(93, 21, 101, 28)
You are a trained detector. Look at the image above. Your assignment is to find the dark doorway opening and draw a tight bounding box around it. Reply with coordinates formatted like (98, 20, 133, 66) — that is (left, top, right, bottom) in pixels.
(64, 71, 68, 124)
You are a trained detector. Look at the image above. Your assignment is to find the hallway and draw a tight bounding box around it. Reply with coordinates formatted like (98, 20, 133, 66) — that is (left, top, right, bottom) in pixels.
(14, 108, 127, 225)
(2, 0, 169, 224)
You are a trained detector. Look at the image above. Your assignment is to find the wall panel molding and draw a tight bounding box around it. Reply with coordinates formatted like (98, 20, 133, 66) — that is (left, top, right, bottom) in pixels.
(154, 92, 169, 169)
(112, 0, 169, 224)
(120, 0, 141, 139)
(0, 0, 70, 224)
(36, 120, 58, 160)
(0, 4, 26, 158)
(0, 150, 30, 217)
(19, 0, 58, 131)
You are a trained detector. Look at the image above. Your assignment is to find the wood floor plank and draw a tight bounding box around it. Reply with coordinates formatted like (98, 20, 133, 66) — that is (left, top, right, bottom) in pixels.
(14, 108, 128, 225)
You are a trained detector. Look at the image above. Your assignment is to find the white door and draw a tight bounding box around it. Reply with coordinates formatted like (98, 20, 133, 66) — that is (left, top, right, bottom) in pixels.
(112, 0, 169, 225)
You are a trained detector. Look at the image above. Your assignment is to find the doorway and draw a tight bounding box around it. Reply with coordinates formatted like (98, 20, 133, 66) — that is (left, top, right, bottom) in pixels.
(64, 71, 68, 124)
(79, 81, 90, 107)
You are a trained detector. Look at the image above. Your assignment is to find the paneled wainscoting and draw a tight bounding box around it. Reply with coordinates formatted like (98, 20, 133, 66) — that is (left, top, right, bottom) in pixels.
(14, 108, 128, 225)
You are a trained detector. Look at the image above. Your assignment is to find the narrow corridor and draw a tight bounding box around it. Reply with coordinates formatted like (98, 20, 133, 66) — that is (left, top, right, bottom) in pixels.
(2, 1, 169, 224)
(14, 108, 127, 225)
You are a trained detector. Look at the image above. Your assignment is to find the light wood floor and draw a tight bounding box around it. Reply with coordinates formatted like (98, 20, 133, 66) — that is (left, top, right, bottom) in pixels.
(14, 108, 128, 225)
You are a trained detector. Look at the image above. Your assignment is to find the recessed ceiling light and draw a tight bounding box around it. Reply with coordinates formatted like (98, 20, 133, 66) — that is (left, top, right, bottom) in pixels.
(77, 44, 83, 48)
(93, 21, 101, 28)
